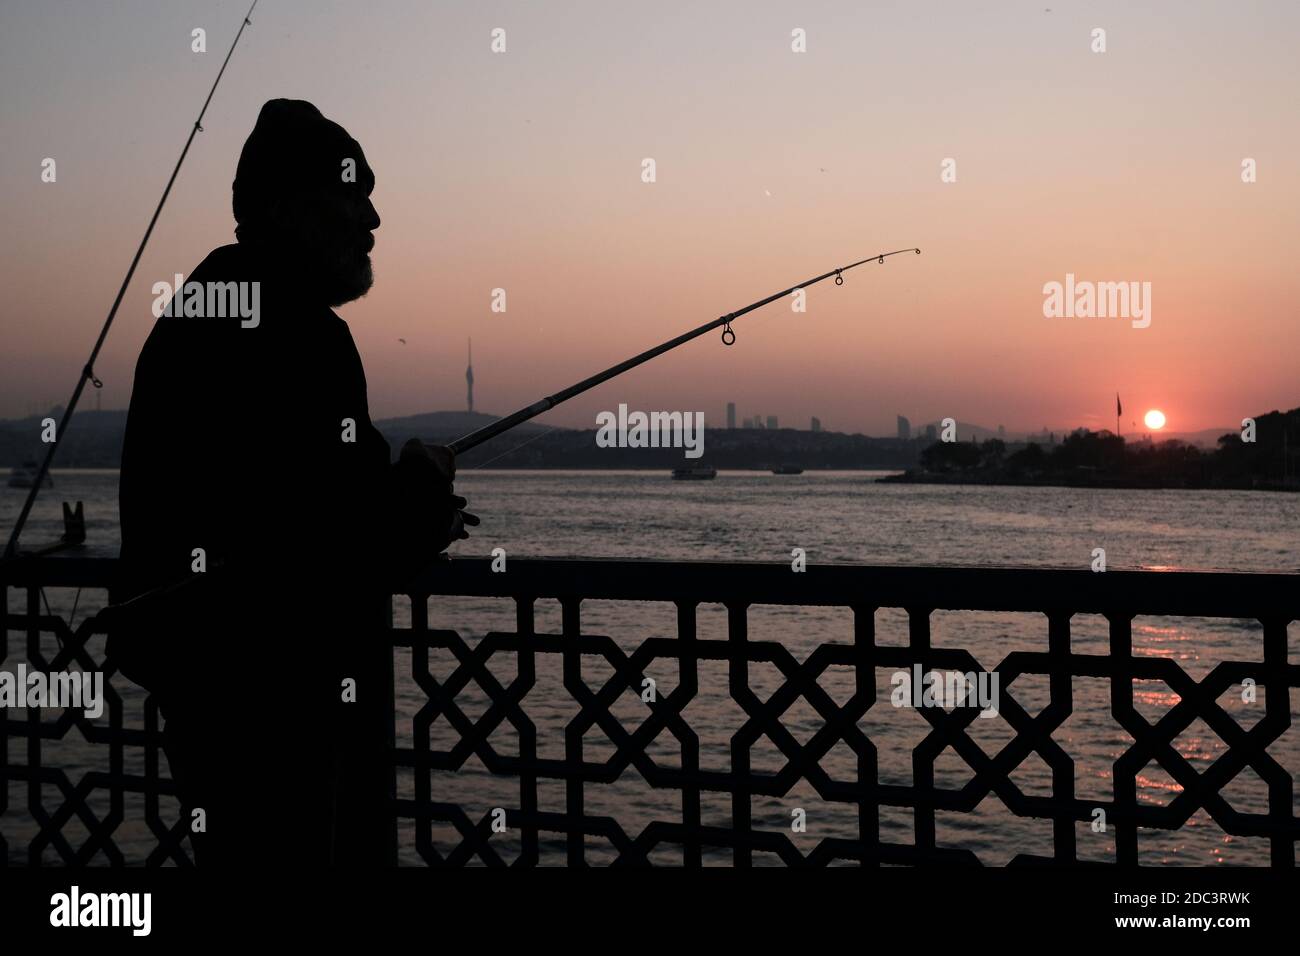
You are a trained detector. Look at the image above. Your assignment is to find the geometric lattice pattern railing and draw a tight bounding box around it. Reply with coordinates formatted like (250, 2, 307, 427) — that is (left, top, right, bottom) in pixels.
(1, 561, 188, 866)
(3, 554, 1298, 866)
(401, 559, 1299, 867)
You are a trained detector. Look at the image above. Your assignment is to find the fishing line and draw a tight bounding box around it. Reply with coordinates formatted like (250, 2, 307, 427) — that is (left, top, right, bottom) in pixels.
(465, 425, 563, 470)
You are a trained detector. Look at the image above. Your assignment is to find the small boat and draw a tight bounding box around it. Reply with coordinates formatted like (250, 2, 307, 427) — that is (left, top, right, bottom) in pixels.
(7, 460, 52, 489)
(671, 466, 717, 480)
(770, 464, 804, 475)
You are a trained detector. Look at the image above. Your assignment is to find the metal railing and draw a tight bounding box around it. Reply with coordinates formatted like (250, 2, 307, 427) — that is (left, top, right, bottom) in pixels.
(3, 553, 1297, 866)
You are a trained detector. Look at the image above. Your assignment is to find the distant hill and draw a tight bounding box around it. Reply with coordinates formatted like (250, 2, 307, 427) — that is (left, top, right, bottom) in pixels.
(0, 408, 127, 468)
(373, 410, 554, 444)
(0, 407, 560, 467)
(0, 405, 927, 470)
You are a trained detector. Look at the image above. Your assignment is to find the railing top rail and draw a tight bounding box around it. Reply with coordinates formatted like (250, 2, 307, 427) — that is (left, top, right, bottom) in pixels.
(405, 557, 1300, 620)
(2, 552, 1296, 621)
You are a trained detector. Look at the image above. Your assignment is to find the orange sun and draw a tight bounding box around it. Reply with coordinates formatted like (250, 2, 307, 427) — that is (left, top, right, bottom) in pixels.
(1144, 409, 1166, 430)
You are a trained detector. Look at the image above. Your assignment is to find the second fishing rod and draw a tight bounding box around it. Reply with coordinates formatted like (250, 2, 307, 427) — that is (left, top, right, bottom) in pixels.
(439, 247, 921, 458)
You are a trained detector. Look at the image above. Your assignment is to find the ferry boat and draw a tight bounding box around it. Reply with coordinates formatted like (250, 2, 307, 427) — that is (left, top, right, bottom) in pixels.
(671, 466, 717, 480)
(770, 464, 804, 475)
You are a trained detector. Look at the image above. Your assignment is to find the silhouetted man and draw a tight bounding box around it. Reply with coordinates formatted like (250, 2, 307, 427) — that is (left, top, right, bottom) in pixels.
(114, 99, 473, 865)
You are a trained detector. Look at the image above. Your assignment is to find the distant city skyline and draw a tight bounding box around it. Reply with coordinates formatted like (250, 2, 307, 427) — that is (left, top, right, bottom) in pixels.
(0, 392, 1244, 444)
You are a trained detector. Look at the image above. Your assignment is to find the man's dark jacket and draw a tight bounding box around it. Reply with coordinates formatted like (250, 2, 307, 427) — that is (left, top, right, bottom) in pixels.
(114, 242, 403, 864)
(116, 243, 394, 699)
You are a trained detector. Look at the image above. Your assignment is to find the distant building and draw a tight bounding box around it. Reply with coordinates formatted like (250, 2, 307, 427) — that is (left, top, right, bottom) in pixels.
(811, 416, 821, 433)
(997, 424, 1006, 439)
(766, 415, 779, 430)
(726, 402, 736, 429)
(897, 415, 911, 440)
(924, 423, 938, 442)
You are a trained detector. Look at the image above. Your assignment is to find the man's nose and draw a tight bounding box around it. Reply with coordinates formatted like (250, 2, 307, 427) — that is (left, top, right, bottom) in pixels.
(363, 198, 380, 231)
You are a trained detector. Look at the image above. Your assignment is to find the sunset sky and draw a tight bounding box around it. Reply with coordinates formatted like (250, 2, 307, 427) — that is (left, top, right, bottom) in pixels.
(1, 0, 1296, 436)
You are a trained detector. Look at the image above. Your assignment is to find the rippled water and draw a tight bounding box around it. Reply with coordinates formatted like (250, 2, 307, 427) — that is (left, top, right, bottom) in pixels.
(4, 469, 1298, 865)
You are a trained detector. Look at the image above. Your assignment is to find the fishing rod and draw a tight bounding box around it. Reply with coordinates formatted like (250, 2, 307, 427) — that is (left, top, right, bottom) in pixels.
(94, 250, 917, 635)
(4, 0, 260, 559)
(440, 247, 921, 457)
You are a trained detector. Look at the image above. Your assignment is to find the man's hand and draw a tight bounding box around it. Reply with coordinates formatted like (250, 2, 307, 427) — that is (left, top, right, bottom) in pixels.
(418, 441, 480, 546)
(391, 439, 479, 563)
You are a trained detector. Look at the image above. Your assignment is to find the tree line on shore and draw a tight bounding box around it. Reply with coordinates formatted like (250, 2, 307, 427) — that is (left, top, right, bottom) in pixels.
(898, 407, 1299, 490)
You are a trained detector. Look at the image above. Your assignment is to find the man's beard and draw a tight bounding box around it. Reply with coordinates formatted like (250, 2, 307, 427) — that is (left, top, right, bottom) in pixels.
(323, 251, 373, 307)
(250, 235, 374, 307)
